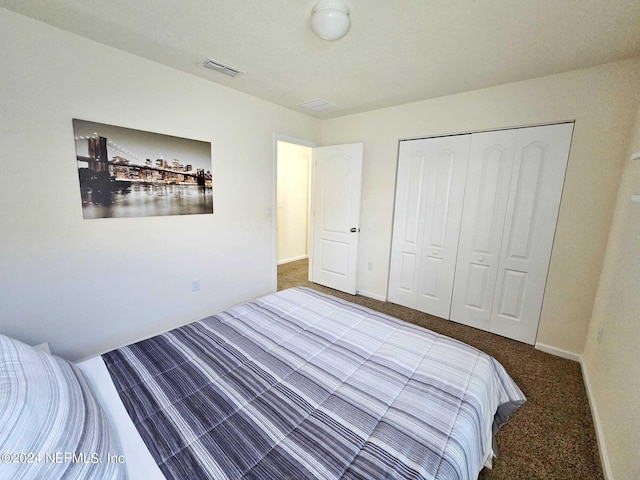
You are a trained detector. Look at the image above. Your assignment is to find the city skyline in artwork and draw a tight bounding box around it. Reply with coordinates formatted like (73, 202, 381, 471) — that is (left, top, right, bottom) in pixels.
(73, 119, 213, 219)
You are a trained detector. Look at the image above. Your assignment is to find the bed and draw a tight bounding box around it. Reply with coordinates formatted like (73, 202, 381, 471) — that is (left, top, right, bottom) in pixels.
(1, 287, 525, 480)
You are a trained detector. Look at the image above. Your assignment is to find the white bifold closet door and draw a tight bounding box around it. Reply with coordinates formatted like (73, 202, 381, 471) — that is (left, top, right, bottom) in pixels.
(451, 123, 572, 344)
(389, 123, 573, 345)
(449, 129, 518, 331)
(387, 134, 471, 318)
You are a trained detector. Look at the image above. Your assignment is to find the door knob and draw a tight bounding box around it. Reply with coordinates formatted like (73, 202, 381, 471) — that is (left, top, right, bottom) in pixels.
(350, 227, 360, 233)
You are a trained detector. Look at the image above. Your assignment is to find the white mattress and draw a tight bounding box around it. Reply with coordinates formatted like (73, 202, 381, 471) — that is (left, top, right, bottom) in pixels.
(76, 356, 166, 480)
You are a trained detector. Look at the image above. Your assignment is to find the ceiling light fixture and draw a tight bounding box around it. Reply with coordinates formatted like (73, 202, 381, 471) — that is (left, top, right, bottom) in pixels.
(310, 0, 351, 41)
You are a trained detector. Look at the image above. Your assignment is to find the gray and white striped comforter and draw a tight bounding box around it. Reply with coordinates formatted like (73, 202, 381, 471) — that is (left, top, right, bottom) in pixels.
(104, 287, 525, 480)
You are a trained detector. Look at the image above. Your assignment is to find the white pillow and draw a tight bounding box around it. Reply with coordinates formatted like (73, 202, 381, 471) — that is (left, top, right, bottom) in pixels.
(0, 334, 126, 480)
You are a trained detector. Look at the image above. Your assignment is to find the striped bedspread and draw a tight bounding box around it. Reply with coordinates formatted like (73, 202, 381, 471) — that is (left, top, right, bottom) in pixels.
(103, 287, 525, 480)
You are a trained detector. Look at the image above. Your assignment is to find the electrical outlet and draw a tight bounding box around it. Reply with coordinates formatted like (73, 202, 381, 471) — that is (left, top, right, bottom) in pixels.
(367, 262, 373, 272)
(191, 279, 200, 292)
(596, 327, 604, 345)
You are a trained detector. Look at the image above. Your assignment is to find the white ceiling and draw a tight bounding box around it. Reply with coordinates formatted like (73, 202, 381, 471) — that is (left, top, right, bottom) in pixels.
(2, 0, 640, 119)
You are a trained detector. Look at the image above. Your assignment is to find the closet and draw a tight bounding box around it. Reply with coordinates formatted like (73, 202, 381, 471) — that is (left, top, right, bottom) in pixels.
(387, 123, 573, 344)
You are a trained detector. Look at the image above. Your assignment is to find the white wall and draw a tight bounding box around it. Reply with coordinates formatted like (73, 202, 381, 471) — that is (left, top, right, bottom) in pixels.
(320, 58, 640, 356)
(0, 9, 319, 361)
(582, 104, 640, 480)
(277, 142, 311, 264)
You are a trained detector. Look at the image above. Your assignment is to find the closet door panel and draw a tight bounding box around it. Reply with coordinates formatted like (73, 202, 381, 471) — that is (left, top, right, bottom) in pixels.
(388, 135, 470, 317)
(398, 252, 418, 292)
(450, 131, 515, 330)
(490, 123, 573, 344)
(419, 255, 443, 299)
(387, 146, 427, 308)
(463, 263, 490, 309)
(415, 145, 469, 317)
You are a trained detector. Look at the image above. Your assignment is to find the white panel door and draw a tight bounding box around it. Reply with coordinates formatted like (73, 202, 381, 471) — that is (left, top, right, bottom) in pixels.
(388, 135, 470, 318)
(489, 123, 573, 344)
(450, 130, 516, 330)
(310, 143, 364, 295)
(387, 142, 428, 309)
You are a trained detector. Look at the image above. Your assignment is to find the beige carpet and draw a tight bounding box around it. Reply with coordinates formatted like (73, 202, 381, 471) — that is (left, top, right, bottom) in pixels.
(278, 259, 603, 480)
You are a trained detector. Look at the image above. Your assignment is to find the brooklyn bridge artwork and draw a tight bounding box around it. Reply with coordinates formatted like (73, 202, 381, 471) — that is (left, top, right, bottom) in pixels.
(73, 119, 213, 219)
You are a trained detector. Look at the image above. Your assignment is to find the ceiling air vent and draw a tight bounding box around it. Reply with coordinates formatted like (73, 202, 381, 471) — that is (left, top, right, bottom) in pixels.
(202, 59, 244, 78)
(298, 98, 337, 112)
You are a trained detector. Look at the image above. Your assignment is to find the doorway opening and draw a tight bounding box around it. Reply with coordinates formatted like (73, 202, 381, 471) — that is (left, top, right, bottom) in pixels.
(275, 140, 312, 290)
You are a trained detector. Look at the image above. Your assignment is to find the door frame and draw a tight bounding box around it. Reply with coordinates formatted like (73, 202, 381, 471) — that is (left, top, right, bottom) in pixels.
(272, 133, 317, 292)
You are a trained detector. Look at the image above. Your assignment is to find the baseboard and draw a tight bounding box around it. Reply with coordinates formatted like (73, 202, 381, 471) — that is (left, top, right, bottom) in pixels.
(581, 362, 614, 480)
(277, 255, 308, 265)
(534, 342, 582, 362)
(356, 290, 386, 302)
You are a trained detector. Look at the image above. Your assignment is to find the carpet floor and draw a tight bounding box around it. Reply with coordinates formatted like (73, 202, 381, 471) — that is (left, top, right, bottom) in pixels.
(278, 259, 603, 480)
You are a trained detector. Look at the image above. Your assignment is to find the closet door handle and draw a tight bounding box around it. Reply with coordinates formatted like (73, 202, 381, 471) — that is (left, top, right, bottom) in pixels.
(477, 256, 485, 263)
(350, 227, 360, 233)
